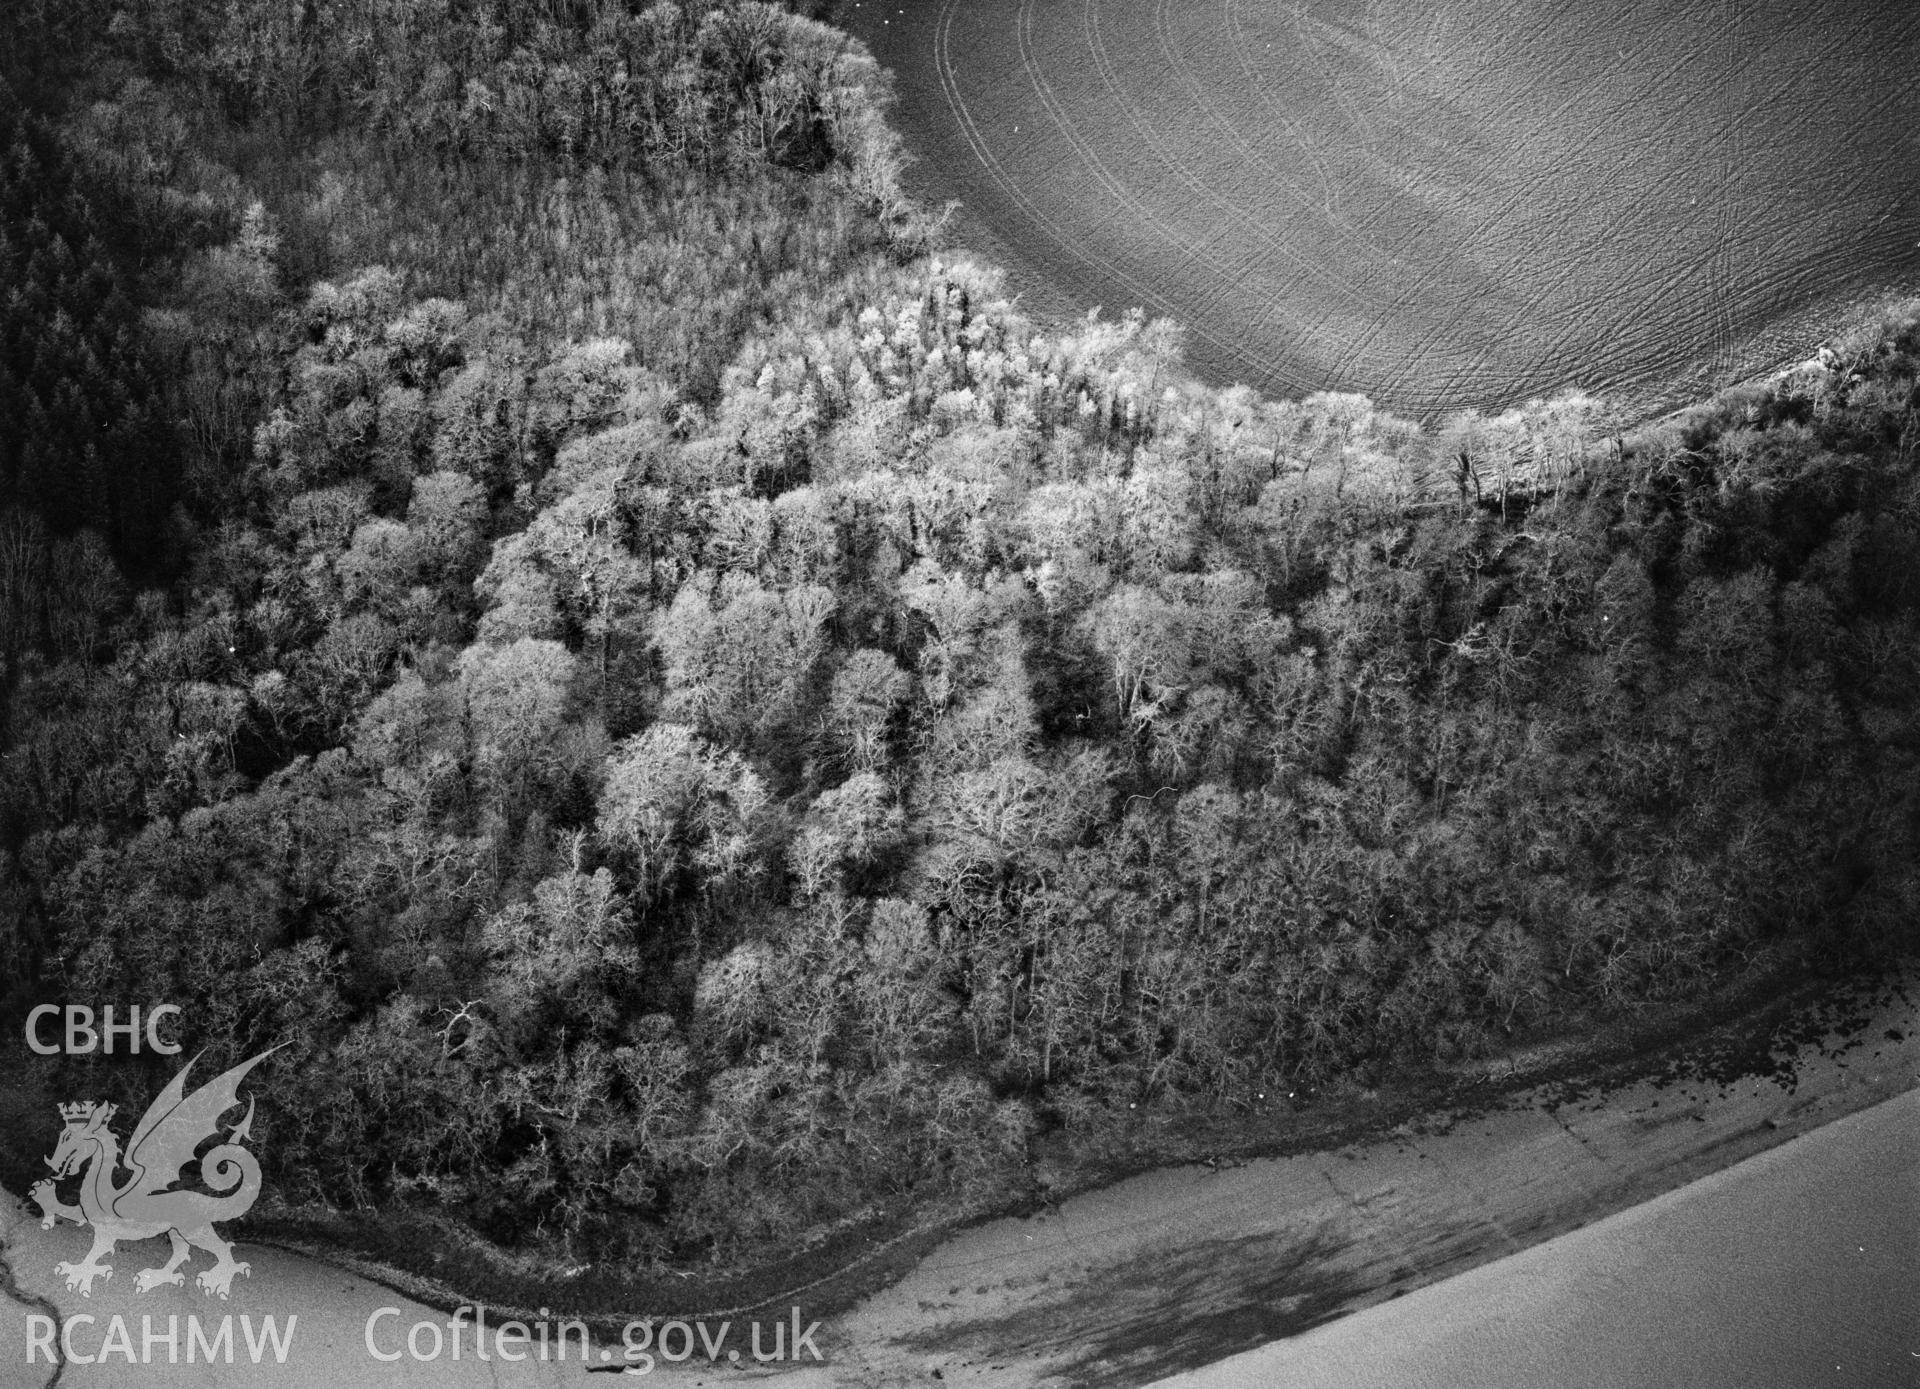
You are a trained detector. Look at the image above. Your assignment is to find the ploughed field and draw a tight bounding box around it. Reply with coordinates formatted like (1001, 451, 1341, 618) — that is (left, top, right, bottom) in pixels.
(846, 0, 1920, 417)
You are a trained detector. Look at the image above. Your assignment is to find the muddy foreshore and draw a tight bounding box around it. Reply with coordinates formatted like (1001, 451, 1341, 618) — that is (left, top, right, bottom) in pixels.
(3, 954, 1913, 1389)
(824, 960, 1917, 1387)
(13, 951, 1895, 1339)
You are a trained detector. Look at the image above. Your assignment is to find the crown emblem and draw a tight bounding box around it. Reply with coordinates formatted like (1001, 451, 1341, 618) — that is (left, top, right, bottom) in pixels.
(35, 1047, 280, 1299)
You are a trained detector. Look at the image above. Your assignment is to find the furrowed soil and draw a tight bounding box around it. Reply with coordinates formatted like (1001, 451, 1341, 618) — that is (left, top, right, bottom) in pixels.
(843, 0, 1920, 419)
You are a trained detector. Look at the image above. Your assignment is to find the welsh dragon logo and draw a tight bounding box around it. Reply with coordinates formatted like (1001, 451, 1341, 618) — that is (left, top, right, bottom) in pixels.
(29, 1046, 282, 1299)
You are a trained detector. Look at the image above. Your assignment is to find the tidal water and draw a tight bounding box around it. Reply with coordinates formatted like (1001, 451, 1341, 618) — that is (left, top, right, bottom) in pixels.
(1154, 1088, 1920, 1389)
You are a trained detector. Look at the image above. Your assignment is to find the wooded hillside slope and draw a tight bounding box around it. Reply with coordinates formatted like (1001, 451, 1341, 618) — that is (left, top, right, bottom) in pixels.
(3, 0, 1914, 1267)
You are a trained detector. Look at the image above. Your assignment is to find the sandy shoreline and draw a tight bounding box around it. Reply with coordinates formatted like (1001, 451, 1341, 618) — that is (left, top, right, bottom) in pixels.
(2, 969, 1912, 1388)
(1161, 1086, 1920, 1389)
(817, 971, 1918, 1387)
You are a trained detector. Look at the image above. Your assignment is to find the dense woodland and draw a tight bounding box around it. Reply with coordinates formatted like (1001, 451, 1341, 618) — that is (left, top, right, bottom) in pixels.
(4, 0, 1917, 1265)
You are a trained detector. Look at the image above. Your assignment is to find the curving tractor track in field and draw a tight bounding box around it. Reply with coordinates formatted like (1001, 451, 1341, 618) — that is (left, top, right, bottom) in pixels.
(854, 0, 1920, 420)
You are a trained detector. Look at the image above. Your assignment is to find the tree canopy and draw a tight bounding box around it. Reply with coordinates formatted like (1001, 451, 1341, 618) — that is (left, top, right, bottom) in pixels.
(3, 0, 1916, 1272)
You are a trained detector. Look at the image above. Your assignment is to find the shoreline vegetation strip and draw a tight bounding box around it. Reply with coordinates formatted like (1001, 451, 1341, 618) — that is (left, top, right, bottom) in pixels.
(0, 0, 1915, 1326)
